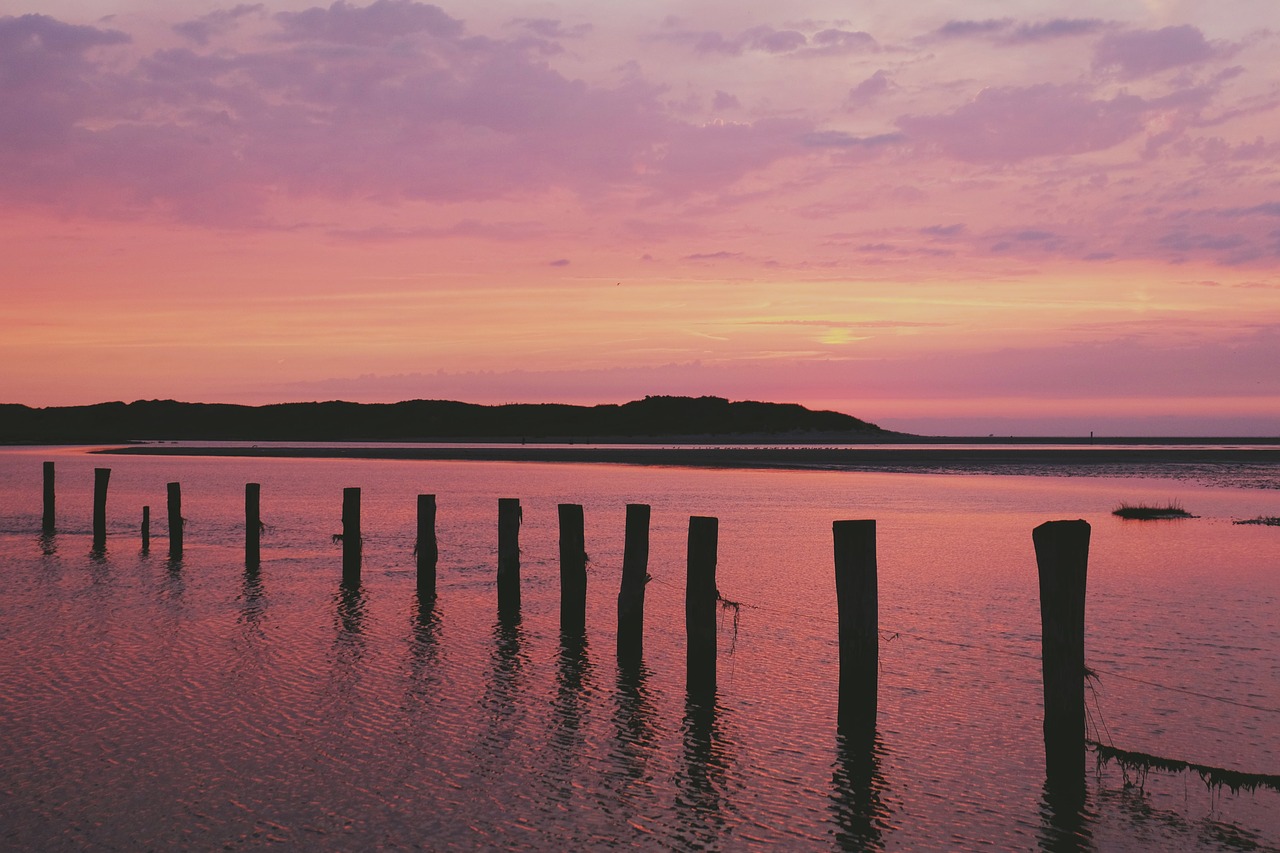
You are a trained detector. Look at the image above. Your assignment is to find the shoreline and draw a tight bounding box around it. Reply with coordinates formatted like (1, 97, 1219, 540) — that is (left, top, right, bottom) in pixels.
(94, 444, 1280, 472)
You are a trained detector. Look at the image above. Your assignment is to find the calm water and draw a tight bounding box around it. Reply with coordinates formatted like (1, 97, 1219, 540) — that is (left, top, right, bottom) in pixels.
(1, 447, 1277, 851)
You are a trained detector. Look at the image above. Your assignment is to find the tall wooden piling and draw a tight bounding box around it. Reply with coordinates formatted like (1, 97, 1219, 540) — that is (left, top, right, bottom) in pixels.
(497, 498, 522, 614)
(686, 515, 718, 698)
(559, 503, 587, 635)
(833, 520, 878, 739)
(1033, 519, 1090, 792)
(245, 483, 261, 568)
(417, 494, 438, 598)
(342, 487, 361, 586)
(42, 461, 55, 533)
(617, 503, 651, 663)
(167, 482, 183, 560)
(141, 506, 150, 551)
(92, 467, 110, 548)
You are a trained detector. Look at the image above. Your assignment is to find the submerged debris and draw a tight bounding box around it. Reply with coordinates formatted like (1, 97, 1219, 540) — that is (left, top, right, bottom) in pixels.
(1112, 501, 1196, 520)
(1090, 740, 1280, 795)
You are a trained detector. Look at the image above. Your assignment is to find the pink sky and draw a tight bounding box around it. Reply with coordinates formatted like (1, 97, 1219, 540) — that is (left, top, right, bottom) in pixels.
(2, 0, 1278, 435)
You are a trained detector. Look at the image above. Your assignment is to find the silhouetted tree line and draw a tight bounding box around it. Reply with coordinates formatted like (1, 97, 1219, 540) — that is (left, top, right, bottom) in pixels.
(0, 396, 894, 443)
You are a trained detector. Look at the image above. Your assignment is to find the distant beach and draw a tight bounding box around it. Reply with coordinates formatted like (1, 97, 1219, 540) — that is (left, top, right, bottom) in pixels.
(96, 442, 1280, 480)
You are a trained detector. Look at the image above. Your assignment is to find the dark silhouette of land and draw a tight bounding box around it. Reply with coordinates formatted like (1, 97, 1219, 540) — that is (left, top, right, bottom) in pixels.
(0, 395, 895, 444)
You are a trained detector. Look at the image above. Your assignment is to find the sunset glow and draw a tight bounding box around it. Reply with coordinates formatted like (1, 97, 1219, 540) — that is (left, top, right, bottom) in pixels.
(3, 0, 1279, 434)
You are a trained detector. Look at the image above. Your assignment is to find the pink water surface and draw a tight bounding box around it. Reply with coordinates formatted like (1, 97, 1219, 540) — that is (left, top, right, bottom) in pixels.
(1, 447, 1277, 850)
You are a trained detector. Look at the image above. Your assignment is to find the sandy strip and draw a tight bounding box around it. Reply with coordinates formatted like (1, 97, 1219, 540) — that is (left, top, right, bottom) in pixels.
(95, 444, 1280, 472)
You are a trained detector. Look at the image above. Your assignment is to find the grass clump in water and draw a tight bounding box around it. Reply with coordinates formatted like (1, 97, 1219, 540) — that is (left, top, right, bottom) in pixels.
(1112, 501, 1195, 520)
(1233, 516, 1280, 526)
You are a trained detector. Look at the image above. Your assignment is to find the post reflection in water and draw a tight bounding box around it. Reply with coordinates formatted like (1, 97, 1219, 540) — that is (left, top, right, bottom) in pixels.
(473, 611, 528, 778)
(546, 629, 594, 805)
(611, 658, 659, 785)
(1038, 778, 1094, 853)
(37, 531, 57, 557)
(226, 563, 270, 684)
(327, 581, 368, 710)
(405, 593, 443, 710)
(829, 731, 891, 852)
(239, 565, 267, 631)
(673, 688, 735, 849)
(236, 564, 268, 660)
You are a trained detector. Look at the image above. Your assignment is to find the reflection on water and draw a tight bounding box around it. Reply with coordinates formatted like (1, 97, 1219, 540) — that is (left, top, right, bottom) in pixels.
(1039, 779, 1094, 853)
(546, 630, 594, 812)
(239, 565, 267, 628)
(403, 594, 443, 744)
(336, 582, 366, 637)
(326, 583, 368, 715)
(612, 659, 660, 784)
(408, 594, 442, 682)
(37, 531, 56, 557)
(474, 612, 529, 782)
(830, 732, 892, 851)
(674, 691, 735, 849)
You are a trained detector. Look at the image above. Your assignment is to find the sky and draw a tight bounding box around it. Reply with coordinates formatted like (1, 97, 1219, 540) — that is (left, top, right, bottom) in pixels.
(2, 0, 1279, 435)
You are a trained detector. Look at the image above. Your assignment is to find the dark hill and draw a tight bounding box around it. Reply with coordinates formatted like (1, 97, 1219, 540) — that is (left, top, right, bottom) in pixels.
(0, 396, 897, 443)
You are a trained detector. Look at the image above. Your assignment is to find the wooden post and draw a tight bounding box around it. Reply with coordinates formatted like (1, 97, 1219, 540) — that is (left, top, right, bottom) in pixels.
(617, 503, 651, 663)
(1033, 519, 1090, 792)
(92, 467, 110, 548)
(245, 483, 261, 568)
(497, 498, 521, 615)
(42, 461, 55, 533)
(167, 482, 183, 560)
(417, 494, 438, 598)
(686, 515, 718, 698)
(141, 506, 150, 552)
(559, 503, 587, 635)
(342, 487, 361, 586)
(834, 520, 878, 740)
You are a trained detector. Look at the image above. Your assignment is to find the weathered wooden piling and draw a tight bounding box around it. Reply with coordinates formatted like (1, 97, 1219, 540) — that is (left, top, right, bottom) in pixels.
(42, 461, 55, 533)
(833, 520, 878, 739)
(1033, 519, 1090, 792)
(167, 482, 183, 559)
(141, 506, 150, 551)
(245, 483, 261, 568)
(559, 503, 587, 635)
(617, 503, 651, 663)
(342, 487, 361, 586)
(417, 494, 438, 597)
(92, 467, 110, 548)
(497, 498, 522, 614)
(686, 515, 718, 698)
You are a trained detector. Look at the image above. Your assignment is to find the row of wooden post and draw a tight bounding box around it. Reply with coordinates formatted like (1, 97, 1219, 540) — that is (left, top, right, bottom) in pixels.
(41, 462, 1090, 790)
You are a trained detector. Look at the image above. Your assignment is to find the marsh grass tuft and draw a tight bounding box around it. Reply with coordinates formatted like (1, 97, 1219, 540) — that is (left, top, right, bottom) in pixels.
(1233, 516, 1280, 526)
(1112, 501, 1195, 520)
